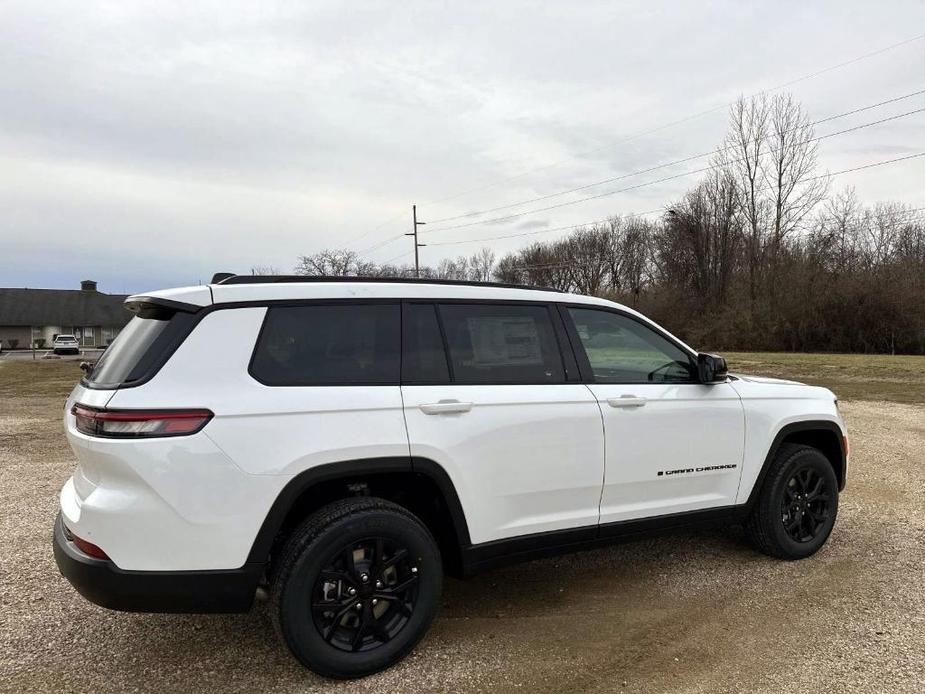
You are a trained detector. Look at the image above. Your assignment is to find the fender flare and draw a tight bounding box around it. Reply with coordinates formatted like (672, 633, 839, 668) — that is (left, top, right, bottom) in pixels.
(245, 456, 470, 565)
(744, 420, 846, 508)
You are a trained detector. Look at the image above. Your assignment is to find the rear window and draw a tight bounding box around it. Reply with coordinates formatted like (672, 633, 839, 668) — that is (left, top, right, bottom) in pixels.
(84, 316, 172, 387)
(438, 303, 565, 384)
(250, 304, 400, 386)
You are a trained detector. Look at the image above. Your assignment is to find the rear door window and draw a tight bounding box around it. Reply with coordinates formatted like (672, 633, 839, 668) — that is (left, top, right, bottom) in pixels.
(438, 303, 565, 384)
(250, 304, 400, 386)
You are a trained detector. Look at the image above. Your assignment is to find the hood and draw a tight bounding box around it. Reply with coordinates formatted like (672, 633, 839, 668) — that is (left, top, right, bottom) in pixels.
(730, 373, 806, 386)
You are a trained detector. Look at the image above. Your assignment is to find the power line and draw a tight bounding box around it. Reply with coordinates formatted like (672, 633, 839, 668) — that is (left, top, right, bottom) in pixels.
(428, 209, 664, 247)
(370, 206, 925, 269)
(807, 151, 925, 182)
(354, 35, 925, 259)
(362, 150, 925, 257)
(380, 249, 413, 265)
(508, 211, 925, 274)
(417, 32, 925, 209)
(426, 88, 925, 225)
(357, 231, 409, 255)
(431, 157, 925, 249)
(341, 208, 410, 249)
(422, 108, 925, 235)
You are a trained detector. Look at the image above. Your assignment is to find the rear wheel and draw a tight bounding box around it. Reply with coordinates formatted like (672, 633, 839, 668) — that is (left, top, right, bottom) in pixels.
(746, 444, 839, 559)
(270, 497, 441, 679)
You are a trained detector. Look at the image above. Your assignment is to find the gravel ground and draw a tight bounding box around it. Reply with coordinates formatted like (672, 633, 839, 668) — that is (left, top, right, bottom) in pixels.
(1, 372, 924, 692)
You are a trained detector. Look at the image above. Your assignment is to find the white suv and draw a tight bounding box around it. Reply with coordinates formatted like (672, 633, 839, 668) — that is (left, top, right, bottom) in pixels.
(54, 276, 848, 678)
(53, 334, 81, 355)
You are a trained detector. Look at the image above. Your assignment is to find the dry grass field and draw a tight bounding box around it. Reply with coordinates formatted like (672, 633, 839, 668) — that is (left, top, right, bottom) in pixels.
(725, 351, 925, 403)
(2, 355, 924, 693)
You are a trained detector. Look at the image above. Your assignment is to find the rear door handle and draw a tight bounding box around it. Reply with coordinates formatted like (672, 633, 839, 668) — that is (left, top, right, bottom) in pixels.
(419, 400, 473, 415)
(607, 395, 647, 408)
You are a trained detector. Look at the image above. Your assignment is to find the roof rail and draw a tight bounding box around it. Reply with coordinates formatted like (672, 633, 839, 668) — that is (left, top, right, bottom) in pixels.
(212, 274, 564, 293)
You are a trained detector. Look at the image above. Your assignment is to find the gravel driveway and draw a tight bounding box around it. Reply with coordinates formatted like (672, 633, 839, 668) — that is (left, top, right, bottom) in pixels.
(2, 376, 923, 693)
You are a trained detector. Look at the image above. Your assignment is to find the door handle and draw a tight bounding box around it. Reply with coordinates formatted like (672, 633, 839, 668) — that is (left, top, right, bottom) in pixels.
(419, 400, 473, 415)
(607, 395, 647, 408)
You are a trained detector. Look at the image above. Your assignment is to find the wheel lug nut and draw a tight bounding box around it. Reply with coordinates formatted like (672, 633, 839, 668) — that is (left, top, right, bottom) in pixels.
(411, 567, 418, 574)
(371, 599, 378, 606)
(376, 580, 383, 588)
(348, 587, 356, 596)
(355, 602, 362, 610)
(361, 573, 369, 583)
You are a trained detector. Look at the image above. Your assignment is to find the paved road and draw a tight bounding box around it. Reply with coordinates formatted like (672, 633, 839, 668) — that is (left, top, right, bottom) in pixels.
(1, 390, 923, 693)
(0, 350, 104, 362)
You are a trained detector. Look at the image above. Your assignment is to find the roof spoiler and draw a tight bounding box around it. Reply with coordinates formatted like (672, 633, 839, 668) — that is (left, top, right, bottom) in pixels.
(124, 296, 201, 319)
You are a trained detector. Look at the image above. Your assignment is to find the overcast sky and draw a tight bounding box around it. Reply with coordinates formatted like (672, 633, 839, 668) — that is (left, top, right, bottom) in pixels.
(2, 1, 924, 294)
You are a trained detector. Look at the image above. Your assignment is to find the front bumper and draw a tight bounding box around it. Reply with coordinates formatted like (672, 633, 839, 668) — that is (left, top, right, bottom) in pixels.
(53, 513, 262, 613)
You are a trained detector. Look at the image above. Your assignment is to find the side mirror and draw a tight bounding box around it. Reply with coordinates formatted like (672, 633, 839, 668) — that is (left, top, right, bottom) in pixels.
(79, 361, 94, 375)
(697, 353, 728, 384)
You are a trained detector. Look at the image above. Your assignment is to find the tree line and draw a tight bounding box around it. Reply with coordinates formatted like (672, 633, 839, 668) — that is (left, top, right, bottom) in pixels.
(285, 93, 925, 354)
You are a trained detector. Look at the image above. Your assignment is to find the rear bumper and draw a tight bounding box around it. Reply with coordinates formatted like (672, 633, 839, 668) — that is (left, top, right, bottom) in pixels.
(53, 514, 262, 613)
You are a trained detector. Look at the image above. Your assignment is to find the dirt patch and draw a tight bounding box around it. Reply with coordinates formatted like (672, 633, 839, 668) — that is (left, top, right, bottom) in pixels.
(1, 368, 924, 693)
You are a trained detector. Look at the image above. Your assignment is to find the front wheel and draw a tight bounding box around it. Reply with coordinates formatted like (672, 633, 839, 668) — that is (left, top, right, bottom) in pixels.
(270, 497, 442, 679)
(746, 444, 839, 560)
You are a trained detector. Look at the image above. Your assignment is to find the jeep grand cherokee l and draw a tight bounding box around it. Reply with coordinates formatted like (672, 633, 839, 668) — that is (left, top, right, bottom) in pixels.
(54, 275, 848, 678)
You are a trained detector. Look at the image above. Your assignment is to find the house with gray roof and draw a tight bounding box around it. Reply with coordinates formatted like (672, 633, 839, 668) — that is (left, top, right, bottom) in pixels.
(0, 280, 130, 350)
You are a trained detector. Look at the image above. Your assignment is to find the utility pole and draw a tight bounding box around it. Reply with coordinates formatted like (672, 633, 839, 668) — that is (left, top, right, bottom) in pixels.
(406, 204, 426, 278)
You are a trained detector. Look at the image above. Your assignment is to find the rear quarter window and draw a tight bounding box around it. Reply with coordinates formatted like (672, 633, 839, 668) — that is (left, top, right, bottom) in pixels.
(84, 310, 198, 388)
(85, 317, 170, 387)
(250, 304, 400, 386)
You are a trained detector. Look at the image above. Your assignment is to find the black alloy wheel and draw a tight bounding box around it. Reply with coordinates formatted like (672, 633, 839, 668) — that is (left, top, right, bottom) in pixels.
(780, 466, 833, 543)
(312, 538, 419, 652)
(745, 443, 840, 560)
(271, 497, 442, 679)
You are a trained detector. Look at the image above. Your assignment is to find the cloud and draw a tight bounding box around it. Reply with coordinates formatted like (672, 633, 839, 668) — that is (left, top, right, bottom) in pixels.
(1, 1, 924, 291)
(516, 219, 551, 230)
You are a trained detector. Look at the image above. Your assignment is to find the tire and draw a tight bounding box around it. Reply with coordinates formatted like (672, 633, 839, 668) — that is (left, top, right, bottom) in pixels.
(746, 443, 839, 560)
(269, 497, 442, 679)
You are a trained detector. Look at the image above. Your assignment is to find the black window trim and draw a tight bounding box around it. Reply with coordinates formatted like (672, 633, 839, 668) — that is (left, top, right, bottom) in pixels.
(558, 303, 701, 385)
(400, 301, 453, 386)
(84, 296, 689, 391)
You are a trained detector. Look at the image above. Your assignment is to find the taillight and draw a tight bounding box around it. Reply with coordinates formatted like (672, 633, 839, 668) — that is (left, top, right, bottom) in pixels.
(72, 404, 213, 438)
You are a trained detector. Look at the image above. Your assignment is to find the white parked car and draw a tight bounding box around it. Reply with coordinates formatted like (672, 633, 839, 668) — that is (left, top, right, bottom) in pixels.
(55, 276, 848, 678)
(53, 334, 80, 355)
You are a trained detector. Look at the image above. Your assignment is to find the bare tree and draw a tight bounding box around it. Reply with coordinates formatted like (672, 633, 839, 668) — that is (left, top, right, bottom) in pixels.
(294, 249, 358, 276)
(715, 92, 826, 310)
(715, 94, 770, 304)
(436, 256, 471, 280)
(763, 93, 828, 260)
(249, 265, 281, 275)
(468, 247, 496, 282)
(564, 226, 611, 294)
